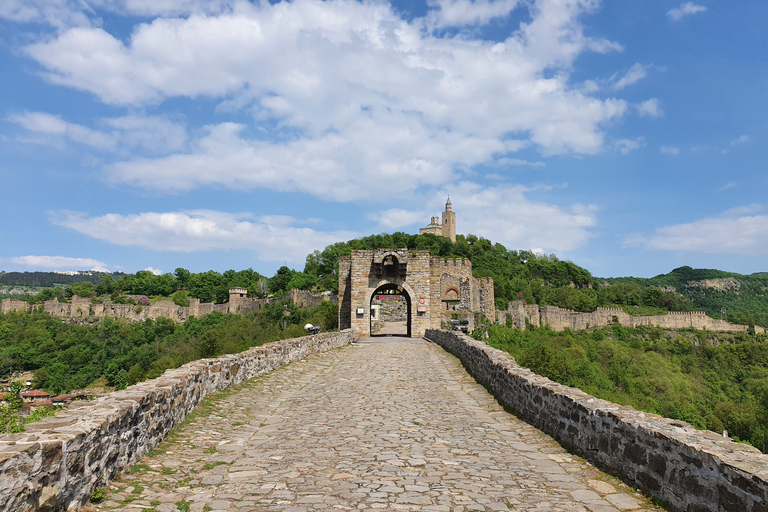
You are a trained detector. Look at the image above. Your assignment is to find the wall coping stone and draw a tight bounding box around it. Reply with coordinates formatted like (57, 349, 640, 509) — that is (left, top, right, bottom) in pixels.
(425, 329, 768, 512)
(0, 329, 357, 512)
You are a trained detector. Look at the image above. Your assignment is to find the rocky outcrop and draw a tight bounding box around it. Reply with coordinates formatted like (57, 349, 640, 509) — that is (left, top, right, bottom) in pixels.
(426, 329, 768, 512)
(0, 330, 357, 512)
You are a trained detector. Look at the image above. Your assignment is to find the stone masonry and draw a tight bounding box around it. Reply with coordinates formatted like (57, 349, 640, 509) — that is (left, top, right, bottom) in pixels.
(91, 337, 661, 512)
(338, 249, 495, 338)
(419, 197, 456, 242)
(0, 289, 333, 325)
(496, 301, 765, 334)
(0, 330, 357, 512)
(426, 329, 768, 512)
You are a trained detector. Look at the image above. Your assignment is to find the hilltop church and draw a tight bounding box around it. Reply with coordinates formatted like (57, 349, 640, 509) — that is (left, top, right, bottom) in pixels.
(419, 197, 456, 242)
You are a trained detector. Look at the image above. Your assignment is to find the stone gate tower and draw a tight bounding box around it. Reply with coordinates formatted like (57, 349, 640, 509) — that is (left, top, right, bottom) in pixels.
(338, 248, 494, 338)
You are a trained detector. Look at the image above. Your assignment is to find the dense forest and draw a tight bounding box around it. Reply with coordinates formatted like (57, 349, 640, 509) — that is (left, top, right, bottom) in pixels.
(477, 323, 768, 453)
(0, 271, 123, 288)
(0, 300, 338, 396)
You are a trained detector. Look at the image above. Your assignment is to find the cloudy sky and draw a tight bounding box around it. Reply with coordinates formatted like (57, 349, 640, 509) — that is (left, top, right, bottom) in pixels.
(1, 0, 766, 278)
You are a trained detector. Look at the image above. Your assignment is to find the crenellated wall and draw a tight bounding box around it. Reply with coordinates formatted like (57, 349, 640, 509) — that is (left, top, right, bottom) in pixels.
(0, 290, 335, 325)
(426, 329, 768, 512)
(338, 250, 495, 337)
(0, 329, 358, 512)
(497, 301, 764, 334)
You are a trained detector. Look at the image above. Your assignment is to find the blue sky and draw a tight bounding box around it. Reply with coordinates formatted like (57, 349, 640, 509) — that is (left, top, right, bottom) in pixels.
(1, 0, 766, 279)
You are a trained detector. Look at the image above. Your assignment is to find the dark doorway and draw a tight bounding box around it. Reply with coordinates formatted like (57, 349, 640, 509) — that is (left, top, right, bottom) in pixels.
(370, 284, 411, 337)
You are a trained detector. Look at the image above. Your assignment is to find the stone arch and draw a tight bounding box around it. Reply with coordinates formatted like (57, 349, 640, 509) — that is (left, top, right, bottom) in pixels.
(366, 279, 416, 337)
(444, 287, 460, 299)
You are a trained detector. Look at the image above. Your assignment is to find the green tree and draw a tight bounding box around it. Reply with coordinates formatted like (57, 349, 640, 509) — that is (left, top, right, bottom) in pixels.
(269, 267, 296, 294)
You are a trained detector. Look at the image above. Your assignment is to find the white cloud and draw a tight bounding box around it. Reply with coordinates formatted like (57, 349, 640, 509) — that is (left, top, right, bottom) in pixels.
(613, 63, 649, 90)
(368, 209, 428, 231)
(450, 183, 596, 252)
(660, 145, 680, 155)
(103, 115, 188, 153)
(426, 0, 522, 29)
(667, 2, 707, 22)
(9, 255, 110, 272)
(364, 184, 596, 253)
(18, 0, 628, 201)
(7, 111, 187, 153)
(637, 98, 663, 117)
(49, 210, 360, 265)
(731, 135, 750, 146)
(716, 182, 736, 192)
(614, 137, 645, 155)
(0, 0, 233, 29)
(0, 0, 92, 29)
(8, 112, 115, 149)
(494, 157, 546, 168)
(143, 266, 163, 275)
(624, 205, 768, 256)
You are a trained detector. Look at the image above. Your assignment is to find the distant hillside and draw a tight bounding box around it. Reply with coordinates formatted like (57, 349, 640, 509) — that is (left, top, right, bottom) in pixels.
(601, 266, 768, 327)
(0, 271, 123, 288)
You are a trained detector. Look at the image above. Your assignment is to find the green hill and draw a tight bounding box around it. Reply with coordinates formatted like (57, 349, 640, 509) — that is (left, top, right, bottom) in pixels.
(601, 266, 768, 327)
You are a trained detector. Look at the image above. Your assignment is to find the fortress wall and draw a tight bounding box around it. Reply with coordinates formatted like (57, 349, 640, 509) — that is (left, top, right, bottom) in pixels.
(426, 329, 768, 512)
(0, 299, 29, 313)
(338, 257, 352, 330)
(0, 329, 358, 512)
(3, 291, 331, 325)
(479, 277, 495, 320)
(500, 303, 756, 334)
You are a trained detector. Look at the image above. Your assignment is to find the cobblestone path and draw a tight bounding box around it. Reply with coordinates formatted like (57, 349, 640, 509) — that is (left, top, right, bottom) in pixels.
(97, 338, 663, 512)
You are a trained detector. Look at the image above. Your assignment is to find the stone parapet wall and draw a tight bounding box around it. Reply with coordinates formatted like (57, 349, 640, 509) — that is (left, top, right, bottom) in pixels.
(425, 329, 768, 512)
(0, 330, 358, 512)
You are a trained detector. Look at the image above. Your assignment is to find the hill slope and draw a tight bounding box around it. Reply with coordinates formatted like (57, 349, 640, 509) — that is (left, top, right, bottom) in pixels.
(601, 267, 768, 327)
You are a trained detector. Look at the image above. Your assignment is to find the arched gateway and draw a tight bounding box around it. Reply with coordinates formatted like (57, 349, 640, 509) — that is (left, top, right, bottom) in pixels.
(338, 249, 495, 338)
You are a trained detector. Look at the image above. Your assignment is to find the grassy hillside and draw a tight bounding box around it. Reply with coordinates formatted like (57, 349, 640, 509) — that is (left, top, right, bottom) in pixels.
(479, 323, 768, 453)
(602, 267, 768, 327)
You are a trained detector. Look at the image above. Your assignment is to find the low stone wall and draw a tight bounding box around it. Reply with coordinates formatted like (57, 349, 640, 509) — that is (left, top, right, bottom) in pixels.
(0, 330, 357, 512)
(425, 329, 768, 512)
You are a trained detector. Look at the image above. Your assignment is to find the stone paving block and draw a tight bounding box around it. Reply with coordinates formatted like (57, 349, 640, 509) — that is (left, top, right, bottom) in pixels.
(606, 493, 643, 510)
(96, 338, 662, 512)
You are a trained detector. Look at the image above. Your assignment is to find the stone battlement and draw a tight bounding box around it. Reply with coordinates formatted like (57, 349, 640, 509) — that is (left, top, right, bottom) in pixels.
(340, 249, 495, 337)
(426, 329, 768, 512)
(0, 289, 334, 324)
(499, 302, 764, 334)
(435, 258, 469, 266)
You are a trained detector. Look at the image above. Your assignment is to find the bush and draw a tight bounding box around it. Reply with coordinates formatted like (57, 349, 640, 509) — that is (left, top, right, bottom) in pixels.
(90, 488, 107, 504)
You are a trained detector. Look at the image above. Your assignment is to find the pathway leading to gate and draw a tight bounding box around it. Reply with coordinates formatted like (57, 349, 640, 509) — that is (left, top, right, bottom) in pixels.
(96, 338, 662, 512)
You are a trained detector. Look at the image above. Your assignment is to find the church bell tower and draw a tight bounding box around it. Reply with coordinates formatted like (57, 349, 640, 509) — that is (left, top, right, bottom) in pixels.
(441, 197, 456, 242)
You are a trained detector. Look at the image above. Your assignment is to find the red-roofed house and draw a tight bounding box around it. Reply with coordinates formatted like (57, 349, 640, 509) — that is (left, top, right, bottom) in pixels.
(29, 399, 54, 412)
(20, 390, 51, 402)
